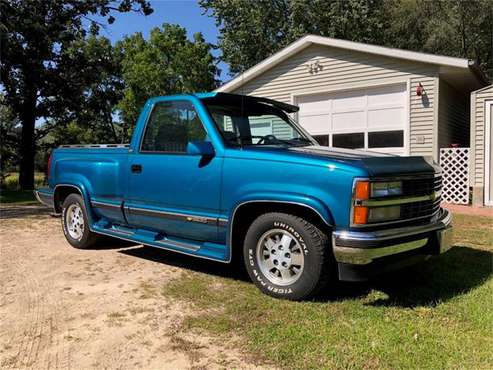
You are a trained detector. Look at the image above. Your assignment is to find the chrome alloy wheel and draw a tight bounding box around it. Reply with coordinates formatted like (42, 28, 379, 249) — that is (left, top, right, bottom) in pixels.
(256, 229, 305, 286)
(66, 203, 85, 240)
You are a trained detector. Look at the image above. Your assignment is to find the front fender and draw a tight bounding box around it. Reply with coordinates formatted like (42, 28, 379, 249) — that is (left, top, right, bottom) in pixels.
(230, 192, 335, 226)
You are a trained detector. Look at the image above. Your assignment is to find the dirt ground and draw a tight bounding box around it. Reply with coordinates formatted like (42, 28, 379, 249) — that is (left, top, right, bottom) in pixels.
(0, 205, 264, 369)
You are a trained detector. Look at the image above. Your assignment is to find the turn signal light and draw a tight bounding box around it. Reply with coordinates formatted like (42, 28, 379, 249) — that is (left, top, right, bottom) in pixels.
(353, 206, 369, 224)
(354, 181, 370, 200)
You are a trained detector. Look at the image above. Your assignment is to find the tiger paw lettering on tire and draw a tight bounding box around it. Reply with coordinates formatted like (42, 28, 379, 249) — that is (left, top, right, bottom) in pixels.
(243, 212, 331, 301)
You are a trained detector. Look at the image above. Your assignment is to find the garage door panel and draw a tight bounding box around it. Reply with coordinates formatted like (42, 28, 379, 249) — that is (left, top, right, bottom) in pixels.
(368, 107, 405, 129)
(331, 93, 366, 111)
(332, 111, 365, 130)
(297, 93, 329, 114)
(299, 114, 329, 134)
(367, 84, 406, 106)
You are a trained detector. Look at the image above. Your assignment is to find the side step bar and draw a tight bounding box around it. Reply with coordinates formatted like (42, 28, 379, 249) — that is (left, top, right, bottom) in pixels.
(90, 222, 227, 262)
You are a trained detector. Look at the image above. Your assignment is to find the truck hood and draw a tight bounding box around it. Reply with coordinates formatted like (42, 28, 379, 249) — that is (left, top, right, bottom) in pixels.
(240, 145, 440, 177)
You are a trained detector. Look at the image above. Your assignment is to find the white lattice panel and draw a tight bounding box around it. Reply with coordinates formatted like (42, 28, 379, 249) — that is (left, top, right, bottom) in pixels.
(439, 148, 470, 204)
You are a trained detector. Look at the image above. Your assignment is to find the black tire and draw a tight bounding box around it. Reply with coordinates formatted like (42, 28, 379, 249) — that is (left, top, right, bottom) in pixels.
(243, 212, 331, 301)
(61, 193, 101, 249)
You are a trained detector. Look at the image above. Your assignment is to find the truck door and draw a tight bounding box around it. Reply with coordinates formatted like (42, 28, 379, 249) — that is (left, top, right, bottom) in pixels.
(125, 99, 222, 242)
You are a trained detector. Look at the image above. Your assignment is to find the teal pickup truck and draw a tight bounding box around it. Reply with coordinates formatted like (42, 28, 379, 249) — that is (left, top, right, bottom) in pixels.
(35, 93, 453, 300)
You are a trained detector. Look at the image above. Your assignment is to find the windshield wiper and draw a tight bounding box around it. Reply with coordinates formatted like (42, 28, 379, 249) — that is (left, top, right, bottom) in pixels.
(226, 135, 286, 146)
(226, 135, 312, 147)
(286, 137, 313, 146)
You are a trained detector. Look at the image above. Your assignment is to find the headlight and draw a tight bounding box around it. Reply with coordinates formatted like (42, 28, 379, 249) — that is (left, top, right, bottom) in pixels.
(368, 206, 401, 223)
(371, 181, 402, 198)
(352, 179, 403, 225)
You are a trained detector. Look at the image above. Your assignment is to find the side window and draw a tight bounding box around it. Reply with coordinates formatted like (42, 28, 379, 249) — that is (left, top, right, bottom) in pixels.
(141, 100, 207, 153)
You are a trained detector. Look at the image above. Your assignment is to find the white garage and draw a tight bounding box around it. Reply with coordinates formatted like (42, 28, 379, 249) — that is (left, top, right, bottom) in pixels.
(216, 34, 487, 163)
(295, 83, 408, 154)
(470, 84, 493, 206)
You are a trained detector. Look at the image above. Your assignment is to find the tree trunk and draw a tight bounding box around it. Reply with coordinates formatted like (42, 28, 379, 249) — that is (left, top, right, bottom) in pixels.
(18, 92, 37, 190)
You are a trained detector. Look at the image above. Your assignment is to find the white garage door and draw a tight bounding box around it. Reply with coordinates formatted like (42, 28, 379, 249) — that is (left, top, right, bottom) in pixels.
(296, 83, 408, 154)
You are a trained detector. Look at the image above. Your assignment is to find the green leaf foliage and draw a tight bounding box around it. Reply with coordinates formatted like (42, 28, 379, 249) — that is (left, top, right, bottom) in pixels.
(116, 24, 219, 139)
(200, 0, 493, 80)
(0, 0, 153, 189)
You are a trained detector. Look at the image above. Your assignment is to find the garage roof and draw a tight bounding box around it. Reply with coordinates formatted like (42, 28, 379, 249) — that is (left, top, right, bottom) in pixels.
(216, 34, 488, 93)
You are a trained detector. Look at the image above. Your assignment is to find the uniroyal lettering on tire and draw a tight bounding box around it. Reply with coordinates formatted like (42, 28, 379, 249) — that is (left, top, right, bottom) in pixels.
(243, 212, 331, 301)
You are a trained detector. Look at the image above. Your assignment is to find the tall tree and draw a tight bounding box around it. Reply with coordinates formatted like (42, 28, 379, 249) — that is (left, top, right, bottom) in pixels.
(200, 0, 492, 80)
(37, 35, 125, 144)
(382, 0, 493, 79)
(199, 0, 387, 75)
(116, 24, 219, 140)
(0, 94, 21, 187)
(0, 0, 152, 189)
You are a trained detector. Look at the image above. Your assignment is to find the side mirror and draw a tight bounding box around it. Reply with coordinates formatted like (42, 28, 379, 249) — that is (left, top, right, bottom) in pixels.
(186, 141, 215, 157)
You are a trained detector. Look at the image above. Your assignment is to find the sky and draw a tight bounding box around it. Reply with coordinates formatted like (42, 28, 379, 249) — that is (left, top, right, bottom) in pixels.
(96, 0, 230, 81)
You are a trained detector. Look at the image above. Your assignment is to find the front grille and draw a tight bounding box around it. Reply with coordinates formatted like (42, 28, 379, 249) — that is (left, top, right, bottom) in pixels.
(401, 198, 441, 219)
(401, 175, 442, 220)
(402, 175, 442, 196)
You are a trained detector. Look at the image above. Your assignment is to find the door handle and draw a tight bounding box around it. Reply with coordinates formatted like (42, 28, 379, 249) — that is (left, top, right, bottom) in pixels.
(131, 164, 142, 173)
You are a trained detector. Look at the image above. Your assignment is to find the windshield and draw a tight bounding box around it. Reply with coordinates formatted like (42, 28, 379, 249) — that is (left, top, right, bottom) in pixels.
(204, 101, 315, 147)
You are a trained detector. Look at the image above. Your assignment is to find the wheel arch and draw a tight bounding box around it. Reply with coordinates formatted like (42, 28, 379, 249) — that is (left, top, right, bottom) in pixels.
(228, 200, 334, 263)
(53, 183, 91, 215)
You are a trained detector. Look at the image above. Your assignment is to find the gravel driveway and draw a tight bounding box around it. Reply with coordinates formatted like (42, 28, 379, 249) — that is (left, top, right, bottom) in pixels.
(0, 204, 261, 369)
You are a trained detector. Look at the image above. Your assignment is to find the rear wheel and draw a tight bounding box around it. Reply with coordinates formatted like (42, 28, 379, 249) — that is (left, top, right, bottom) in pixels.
(61, 193, 101, 249)
(243, 212, 331, 300)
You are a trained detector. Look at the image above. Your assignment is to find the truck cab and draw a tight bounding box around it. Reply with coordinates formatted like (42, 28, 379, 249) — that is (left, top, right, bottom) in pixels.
(35, 92, 453, 300)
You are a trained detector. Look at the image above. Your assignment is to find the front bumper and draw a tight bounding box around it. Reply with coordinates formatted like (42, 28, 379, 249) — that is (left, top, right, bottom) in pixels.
(332, 209, 453, 281)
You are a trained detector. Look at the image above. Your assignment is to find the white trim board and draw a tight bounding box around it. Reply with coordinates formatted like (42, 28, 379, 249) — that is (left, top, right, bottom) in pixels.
(485, 100, 493, 206)
(216, 34, 481, 93)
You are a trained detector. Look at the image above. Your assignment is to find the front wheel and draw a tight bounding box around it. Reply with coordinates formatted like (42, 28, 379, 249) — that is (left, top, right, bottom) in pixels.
(243, 212, 332, 300)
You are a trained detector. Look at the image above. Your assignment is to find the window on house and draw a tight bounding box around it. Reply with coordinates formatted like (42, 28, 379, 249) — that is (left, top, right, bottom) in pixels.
(368, 130, 404, 148)
(332, 132, 365, 149)
(313, 135, 329, 146)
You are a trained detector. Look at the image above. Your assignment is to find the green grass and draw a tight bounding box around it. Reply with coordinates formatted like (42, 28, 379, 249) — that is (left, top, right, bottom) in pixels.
(0, 172, 45, 204)
(0, 190, 37, 204)
(2, 172, 45, 190)
(163, 213, 493, 369)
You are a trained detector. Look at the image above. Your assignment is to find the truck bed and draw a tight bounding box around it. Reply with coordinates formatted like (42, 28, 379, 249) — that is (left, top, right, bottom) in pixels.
(50, 145, 131, 216)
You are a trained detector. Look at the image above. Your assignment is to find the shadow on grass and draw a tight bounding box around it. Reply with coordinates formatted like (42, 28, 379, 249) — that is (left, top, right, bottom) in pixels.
(366, 245, 492, 307)
(0, 204, 52, 219)
(119, 245, 250, 281)
(120, 244, 492, 307)
(0, 189, 37, 204)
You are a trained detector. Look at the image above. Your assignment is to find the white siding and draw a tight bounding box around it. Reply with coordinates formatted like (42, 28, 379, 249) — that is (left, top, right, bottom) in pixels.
(231, 44, 439, 157)
(471, 85, 493, 186)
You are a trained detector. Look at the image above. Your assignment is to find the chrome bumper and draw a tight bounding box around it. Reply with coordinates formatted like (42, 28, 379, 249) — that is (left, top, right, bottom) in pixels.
(34, 189, 55, 209)
(332, 209, 453, 265)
